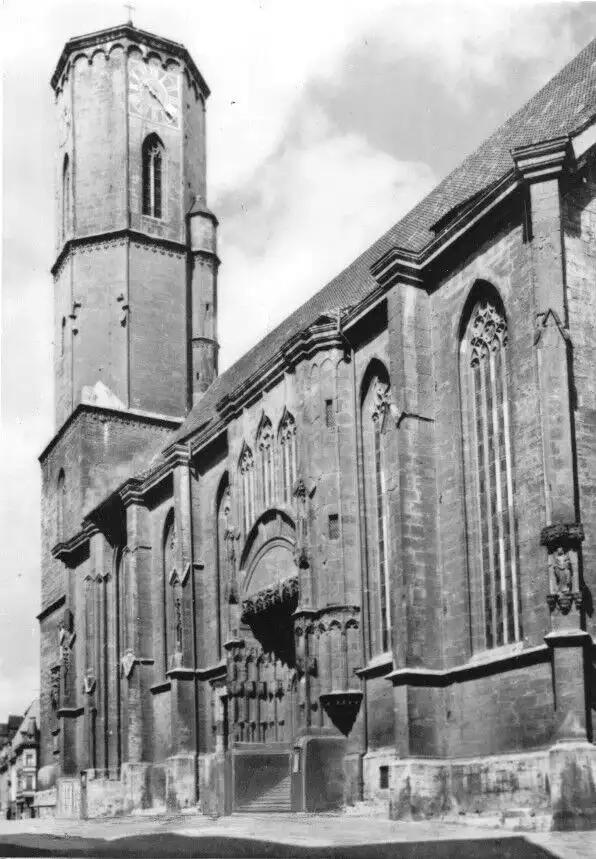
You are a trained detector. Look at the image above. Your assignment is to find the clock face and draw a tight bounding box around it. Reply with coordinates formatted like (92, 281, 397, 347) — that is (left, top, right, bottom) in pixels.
(129, 61, 180, 128)
(58, 106, 71, 147)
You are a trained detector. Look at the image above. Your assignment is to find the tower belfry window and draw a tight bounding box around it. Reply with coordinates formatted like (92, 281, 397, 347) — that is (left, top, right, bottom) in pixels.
(142, 134, 164, 219)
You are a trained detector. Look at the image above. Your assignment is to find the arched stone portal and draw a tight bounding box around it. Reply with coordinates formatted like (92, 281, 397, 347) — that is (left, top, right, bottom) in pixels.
(219, 511, 303, 812)
(223, 511, 301, 751)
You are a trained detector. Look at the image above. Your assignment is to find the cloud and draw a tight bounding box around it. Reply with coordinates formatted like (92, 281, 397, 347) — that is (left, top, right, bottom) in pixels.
(203, 1, 585, 195)
(217, 109, 435, 365)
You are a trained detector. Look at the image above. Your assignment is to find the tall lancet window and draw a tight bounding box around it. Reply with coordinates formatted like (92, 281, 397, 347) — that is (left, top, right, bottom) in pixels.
(142, 134, 164, 218)
(362, 364, 391, 654)
(217, 475, 237, 640)
(257, 415, 274, 508)
(57, 469, 66, 542)
(460, 286, 521, 651)
(279, 410, 297, 505)
(62, 154, 70, 240)
(239, 444, 256, 534)
(163, 511, 182, 671)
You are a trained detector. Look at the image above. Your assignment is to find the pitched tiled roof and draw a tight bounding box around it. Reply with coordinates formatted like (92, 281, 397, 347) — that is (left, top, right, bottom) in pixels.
(171, 36, 596, 447)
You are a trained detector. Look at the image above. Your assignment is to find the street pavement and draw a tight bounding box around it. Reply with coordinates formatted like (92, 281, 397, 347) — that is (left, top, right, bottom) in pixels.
(0, 811, 594, 857)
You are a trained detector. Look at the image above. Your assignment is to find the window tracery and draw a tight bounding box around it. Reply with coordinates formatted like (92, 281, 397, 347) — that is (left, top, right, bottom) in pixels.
(278, 411, 297, 505)
(257, 415, 274, 508)
(163, 512, 182, 670)
(460, 291, 521, 650)
(361, 366, 391, 655)
(239, 444, 256, 533)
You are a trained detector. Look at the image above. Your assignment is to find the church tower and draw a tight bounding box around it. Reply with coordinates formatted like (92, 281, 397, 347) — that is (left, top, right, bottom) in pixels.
(38, 26, 219, 791)
(51, 23, 218, 426)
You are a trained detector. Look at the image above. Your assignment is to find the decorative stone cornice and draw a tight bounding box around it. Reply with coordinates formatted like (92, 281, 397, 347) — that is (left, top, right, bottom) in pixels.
(511, 136, 570, 182)
(51, 229, 188, 278)
(118, 479, 145, 509)
(371, 172, 518, 293)
(386, 643, 550, 687)
(370, 130, 582, 297)
(51, 24, 210, 98)
(215, 317, 344, 423)
(39, 402, 181, 463)
(51, 521, 98, 563)
(370, 246, 425, 291)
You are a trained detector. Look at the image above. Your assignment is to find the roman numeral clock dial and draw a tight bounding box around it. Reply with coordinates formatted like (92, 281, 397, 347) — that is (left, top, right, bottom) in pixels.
(129, 61, 180, 127)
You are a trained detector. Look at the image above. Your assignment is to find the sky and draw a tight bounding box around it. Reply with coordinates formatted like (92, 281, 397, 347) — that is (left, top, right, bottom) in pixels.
(1, 0, 596, 717)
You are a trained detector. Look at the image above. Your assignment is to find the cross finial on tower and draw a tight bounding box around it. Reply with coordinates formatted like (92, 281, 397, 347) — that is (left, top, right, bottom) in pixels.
(124, 2, 136, 25)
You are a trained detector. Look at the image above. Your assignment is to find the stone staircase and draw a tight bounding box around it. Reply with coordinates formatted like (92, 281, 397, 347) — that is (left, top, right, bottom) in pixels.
(234, 774, 292, 814)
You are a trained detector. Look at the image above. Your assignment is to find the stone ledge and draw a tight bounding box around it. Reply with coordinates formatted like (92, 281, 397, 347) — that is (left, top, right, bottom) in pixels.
(386, 644, 549, 687)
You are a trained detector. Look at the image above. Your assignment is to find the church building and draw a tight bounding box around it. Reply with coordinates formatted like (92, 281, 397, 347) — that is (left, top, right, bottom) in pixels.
(37, 22, 596, 828)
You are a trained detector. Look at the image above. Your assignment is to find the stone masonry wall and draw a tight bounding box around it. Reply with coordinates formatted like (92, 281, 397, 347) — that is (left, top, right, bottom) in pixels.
(562, 164, 596, 644)
(424, 211, 556, 761)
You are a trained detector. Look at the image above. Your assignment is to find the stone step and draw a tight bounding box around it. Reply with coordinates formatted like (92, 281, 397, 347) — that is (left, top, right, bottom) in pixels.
(235, 776, 292, 814)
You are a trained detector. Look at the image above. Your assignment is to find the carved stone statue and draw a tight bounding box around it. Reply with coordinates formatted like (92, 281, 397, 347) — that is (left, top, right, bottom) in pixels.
(552, 546, 573, 594)
(541, 522, 584, 615)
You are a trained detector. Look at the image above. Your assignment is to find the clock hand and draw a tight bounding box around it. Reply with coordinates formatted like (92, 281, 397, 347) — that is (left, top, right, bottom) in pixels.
(142, 81, 175, 121)
(143, 81, 165, 106)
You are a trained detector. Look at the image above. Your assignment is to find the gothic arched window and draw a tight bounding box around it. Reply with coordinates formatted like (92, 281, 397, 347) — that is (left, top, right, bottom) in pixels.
(163, 510, 181, 671)
(57, 469, 66, 542)
(257, 415, 274, 508)
(115, 545, 128, 662)
(216, 474, 236, 640)
(142, 134, 164, 219)
(361, 364, 391, 654)
(460, 286, 521, 651)
(239, 444, 256, 534)
(278, 411, 297, 505)
(62, 154, 70, 240)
